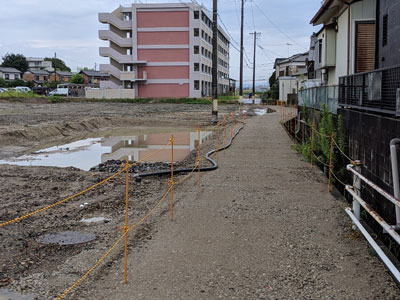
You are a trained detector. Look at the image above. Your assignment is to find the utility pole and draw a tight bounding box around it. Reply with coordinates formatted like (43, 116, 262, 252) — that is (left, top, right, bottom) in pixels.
(250, 32, 261, 104)
(53, 52, 57, 82)
(239, 0, 244, 104)
(211, 0, 218, 123)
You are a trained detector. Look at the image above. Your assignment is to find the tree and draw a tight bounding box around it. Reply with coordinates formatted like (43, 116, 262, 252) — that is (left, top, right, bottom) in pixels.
(1, 53, 29, 73)
(268, 71, 279, 100)
(0, 78, 6, 88)
(44, 57, 71, 72)
(70, 74, 85, 84)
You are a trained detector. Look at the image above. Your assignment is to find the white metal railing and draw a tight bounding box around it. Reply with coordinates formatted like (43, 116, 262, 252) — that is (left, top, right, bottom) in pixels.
(346, 163, 400, 283)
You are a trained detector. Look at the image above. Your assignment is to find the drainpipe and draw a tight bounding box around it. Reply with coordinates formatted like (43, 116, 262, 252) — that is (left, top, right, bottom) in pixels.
(390, 138, 400, 226)
(347, 4, 351, 75)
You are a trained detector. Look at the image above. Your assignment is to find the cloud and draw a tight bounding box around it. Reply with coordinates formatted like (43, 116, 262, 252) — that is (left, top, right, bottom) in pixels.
(0, 0, 323, 80)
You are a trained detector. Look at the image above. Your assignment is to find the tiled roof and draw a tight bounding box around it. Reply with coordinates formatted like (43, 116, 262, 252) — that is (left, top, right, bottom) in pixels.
(0, 67, 22, 73)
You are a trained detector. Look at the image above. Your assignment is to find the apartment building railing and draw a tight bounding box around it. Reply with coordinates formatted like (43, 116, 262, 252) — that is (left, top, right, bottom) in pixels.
(339, 65, 400, 116)
(298, 85, 338, 114)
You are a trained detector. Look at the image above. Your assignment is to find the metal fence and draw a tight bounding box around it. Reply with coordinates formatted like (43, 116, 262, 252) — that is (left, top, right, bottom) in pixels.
(298, 85, 338, 114)
(339, 65, 400, 116)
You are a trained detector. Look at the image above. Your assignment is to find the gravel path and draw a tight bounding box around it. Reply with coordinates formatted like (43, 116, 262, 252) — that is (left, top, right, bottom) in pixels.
(76, 108, 400, 299)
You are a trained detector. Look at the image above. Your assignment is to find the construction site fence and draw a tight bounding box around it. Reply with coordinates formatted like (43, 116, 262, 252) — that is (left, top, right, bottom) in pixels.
(0, 111, 246, 299)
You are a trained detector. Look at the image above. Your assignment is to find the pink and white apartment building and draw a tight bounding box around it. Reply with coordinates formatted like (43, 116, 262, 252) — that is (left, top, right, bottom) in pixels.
(98, 2, 230, 98)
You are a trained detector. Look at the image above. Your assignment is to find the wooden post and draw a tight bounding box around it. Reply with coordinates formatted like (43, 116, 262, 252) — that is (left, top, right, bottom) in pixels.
(302, 119, 305, 144)
(294, 111, 297, 144)
(223, 116, 227, 154)
(328, 132, 335, 192)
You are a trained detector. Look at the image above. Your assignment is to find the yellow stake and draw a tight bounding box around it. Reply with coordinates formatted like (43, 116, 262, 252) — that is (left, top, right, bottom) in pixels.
(124, 158, 129, 285)
(170, 136, 174, 221)
(217, 121, 221, 164)
(223, 116, 227, 155)
(197, 126, 201, 188)
(328, 132, 335, 192)
(311, 122, 315, 168)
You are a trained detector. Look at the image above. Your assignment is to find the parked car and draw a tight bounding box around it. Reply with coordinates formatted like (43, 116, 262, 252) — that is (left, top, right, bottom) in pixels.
(0, 88, 7, 93)
(33, 86, 50, 96)
(14, 86, 31, 93)
(49, 88, 68, 96)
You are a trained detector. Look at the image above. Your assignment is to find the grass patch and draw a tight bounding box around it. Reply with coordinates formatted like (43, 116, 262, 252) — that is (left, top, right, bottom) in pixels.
(0, 90, 43, 99)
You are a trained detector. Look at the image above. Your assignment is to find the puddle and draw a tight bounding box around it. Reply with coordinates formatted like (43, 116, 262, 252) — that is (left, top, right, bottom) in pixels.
(81, 217, 110, 224)
(254, 109, 268, 116)
(37, 231, 96, 246)
(0, 289, 37, 300)
(0, 129, 213, 171)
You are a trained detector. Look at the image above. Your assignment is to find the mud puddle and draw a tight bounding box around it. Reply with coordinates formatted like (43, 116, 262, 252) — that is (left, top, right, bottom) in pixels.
(0, 128, 213, 171)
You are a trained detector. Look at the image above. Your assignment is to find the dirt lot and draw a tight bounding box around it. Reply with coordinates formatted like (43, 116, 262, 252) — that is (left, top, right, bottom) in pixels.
(0, 100, 238, 299)
(1, 101, 399, 300)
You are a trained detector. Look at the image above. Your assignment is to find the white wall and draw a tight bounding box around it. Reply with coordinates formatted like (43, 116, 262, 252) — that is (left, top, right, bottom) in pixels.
(336, 7, 349, 82)
(279, 77, 297, 102)
(86, 88, 135, 99)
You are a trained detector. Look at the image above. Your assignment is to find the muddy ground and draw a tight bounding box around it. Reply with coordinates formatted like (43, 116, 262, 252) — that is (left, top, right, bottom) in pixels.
(0, 100, 240, 299)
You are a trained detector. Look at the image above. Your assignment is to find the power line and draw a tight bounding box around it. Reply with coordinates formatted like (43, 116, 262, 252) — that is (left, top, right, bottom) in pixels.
(253, 1, 307, 50)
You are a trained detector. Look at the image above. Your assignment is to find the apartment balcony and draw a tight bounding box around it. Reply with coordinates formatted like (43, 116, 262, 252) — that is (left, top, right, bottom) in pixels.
(99, 47, 147, 65)
(339, 65, 400, 116)
(99, 13, 131, 30)
(99, 30, 132, 48)
(100, 64, 147, 82)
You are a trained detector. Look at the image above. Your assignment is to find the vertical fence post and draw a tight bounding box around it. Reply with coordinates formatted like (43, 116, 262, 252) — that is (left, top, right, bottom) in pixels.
(197, 126, 201, 188)
(328, 132, 335, 192)
(294, 110, 297, 144)
(217, 121, 221, 164)
(170, 136, 174, 221)
(223, 116, 227, 154)
(124, 158, 129, 284)
(353, 160, 362, 221)
(302, 119, 305, 144)
(311, 122, 315, 168)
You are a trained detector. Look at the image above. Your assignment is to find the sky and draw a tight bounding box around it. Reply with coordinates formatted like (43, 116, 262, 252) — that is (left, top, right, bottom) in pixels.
(0, 0, 323, 87)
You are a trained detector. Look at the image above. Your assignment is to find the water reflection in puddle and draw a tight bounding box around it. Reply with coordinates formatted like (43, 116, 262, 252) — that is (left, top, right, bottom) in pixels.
(0, 130, 213, 171)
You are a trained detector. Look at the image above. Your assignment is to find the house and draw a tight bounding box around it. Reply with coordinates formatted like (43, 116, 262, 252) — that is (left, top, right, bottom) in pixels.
(23, 69, 49, 86)
(376, 0, 400, 69)
(0, 67, 22, 81)
(98, 2, 230, 98)
(49, 71, 73, 83)
(274, 52, 308, 103)
(79, 70, 110, 85)
(26, 57, 53, 72)
(310, 0, 377, 86)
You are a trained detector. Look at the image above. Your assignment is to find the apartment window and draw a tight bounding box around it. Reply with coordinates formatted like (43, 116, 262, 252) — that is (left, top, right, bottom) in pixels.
(194, 46, 199, 54)
(5, 74, 9, 80)
(123, 12, 132, 21)
(35, 75, 39, 81)
(194, 63, 199, 71)
(194, 11, 199, 19)
(382, 14, 388, 47)
(14, 74, 19, 79)
(194, 28, 199, 37)
(318, 40, 322, 64)
(194, 80, 200, 90)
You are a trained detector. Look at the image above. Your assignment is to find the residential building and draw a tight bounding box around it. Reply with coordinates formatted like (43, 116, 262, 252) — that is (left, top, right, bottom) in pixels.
(26, 57, 53, 72)
(0, 67, 22, 81)
(274, 52, 308, 103)
(49, 71, 73, 83)
(310, 0, 377, 86)
(79, 70, 111, 85)
(23, 69, 49, 86)
(376, 0, 400, 69)
(98, 2, 230, 98)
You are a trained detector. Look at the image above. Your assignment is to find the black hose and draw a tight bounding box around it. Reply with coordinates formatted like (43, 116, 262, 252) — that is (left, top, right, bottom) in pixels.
(135, 122, 245, 179)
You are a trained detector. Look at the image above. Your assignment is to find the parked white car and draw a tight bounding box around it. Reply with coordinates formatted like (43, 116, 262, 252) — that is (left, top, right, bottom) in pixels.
(14, 86, 31, 93)
(0, 88, 7, 93)
(49, 88, 68, 96)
